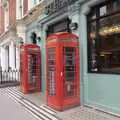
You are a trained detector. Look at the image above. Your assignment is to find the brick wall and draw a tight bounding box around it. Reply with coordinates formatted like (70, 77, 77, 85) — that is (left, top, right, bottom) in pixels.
(9, 0, 16, 24)
(23, 0, 28, 15)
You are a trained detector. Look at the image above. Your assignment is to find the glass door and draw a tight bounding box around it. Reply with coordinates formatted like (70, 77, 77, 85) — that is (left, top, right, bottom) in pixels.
(63, 47, 77, 97)
(47, 48, 56, 96)
(28, 54, 37, 89)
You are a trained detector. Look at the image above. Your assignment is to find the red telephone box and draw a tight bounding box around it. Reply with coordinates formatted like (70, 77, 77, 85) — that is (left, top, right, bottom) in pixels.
(46, 32, 80, 111)
(20, 44, 41, 93)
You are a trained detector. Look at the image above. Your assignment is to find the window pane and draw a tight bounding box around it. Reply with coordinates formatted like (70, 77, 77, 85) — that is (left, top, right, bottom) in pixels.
(64, 47, 76, 84)
(88, 21, 98, 72)
(100, 35, 120, 73)
(32, 0, 37, 5)
(99, 14, 120, 37)
(99, 14, 120, 73)
(90, 22, 96, 39)
(88, 0, 120, 73)
(47, 48, 56, 96)
(88, 8, 96, 20)
(100, 5, 107, 16)
(112, 0, 120, 12)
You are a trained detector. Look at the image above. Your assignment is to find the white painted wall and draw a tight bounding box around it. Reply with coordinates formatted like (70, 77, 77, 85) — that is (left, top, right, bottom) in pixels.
(0, 37, 20, 70)
(28, 0, 33, 10)
(17, 23, 27, 43)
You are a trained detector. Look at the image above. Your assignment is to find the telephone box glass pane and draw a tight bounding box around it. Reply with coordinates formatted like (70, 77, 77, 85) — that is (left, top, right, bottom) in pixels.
(28, 54, 37, 88)
(48, 48, 56, 96)
(63, 47, 76, 97)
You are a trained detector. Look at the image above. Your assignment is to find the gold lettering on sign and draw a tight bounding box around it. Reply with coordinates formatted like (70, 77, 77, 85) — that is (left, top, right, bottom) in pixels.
(47, 39, 56, 43)
(61, 38, 76, 42)
(27, 48, 39, 51)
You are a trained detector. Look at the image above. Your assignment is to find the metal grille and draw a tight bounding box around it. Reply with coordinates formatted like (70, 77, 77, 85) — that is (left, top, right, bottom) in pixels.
(63, 47, 77, 97)
(0, 69, 20, 87)
(47, 48, 56, 96)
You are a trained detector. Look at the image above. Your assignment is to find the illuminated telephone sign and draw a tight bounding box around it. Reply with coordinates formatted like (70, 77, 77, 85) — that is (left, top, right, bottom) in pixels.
(20, 44, 41, 93)
(46, 32, 80, 111)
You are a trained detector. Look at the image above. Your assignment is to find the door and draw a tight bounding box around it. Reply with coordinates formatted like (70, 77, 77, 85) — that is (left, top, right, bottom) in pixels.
(28, 54, 38, 89)
(63, 46, 78, 98)
(47, 47, 56, 97)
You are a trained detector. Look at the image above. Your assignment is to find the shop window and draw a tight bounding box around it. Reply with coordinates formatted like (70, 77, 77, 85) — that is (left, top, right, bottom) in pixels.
(87, 0, 120, 74)
(32, 0, 37, 5)
(88, 8, 96, 20)
(100, 5, 107, 16)
(112, 0, 120, 12)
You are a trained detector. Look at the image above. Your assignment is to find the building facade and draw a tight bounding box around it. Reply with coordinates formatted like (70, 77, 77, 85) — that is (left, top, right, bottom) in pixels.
(0, 0, 120, 116)
(33, 0, 120, 115)
(0, 0, 43, 70)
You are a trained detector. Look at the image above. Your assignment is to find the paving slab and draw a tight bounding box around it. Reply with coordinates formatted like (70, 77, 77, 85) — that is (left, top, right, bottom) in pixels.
(0, 93, 37, 120)
(57, 106, 120, 120)
(14, 86, 45, 106)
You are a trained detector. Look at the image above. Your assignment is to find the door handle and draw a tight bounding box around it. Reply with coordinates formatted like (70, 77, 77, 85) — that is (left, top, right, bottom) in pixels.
(60, 72, 63, 76)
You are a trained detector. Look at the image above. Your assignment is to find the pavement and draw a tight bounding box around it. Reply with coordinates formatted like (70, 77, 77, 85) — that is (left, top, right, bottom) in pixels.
(0, 92, 37, 120)
(57, 106, 120, 120)
(0, 87, 60, 120)
(0, 86, 120, 120)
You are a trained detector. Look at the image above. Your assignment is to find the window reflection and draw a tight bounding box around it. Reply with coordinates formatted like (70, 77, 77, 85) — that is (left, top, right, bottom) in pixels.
(48, 48, 56, 96)
(64, 47, 76, 84)
(100, 5, 107, 16)
(88, 0, 120, 73)
(112, 0, 120, 12)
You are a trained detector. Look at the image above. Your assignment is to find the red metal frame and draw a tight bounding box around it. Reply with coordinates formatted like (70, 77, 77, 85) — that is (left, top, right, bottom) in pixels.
(20, 44, 41, 93)
(46, 32, 80, 111)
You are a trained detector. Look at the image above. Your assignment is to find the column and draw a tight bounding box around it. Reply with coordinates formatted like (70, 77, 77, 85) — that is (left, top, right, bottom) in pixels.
(5, 46, 10, 70)
(36, 24, 42, 46)
(16, 46, 20, 69)
(38, 24, 47, 96)
(0, 47, 6, 70)
(68, 3, 80, 36)
(9, 41, 15, 69)
(16, 23, 27, 43)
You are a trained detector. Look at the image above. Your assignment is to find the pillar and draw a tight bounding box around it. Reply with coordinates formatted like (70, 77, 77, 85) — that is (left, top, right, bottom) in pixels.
(16, 22, 27, 43)
(9, 41, 15, 69)
(0, 47, 6, 70)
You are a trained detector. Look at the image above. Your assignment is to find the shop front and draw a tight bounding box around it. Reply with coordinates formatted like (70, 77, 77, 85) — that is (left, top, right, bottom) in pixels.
(80, 0, 120, 115)
(26, 0, 120, 115)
